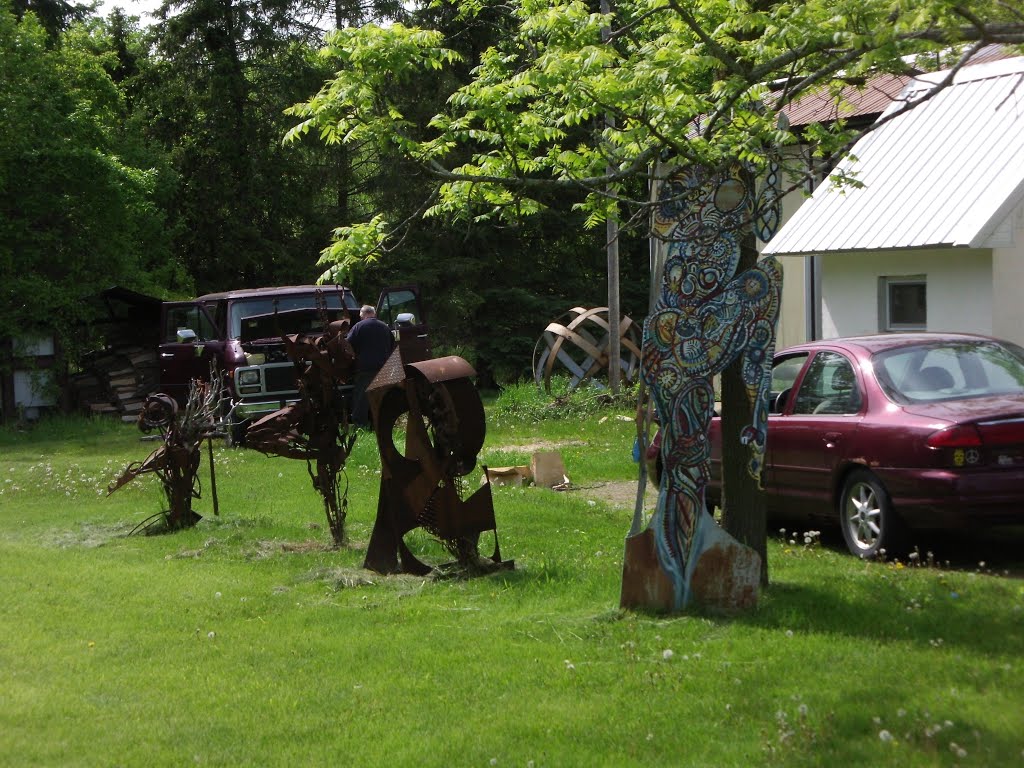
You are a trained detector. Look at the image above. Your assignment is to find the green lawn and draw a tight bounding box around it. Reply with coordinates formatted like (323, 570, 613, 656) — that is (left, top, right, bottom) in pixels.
(1, 413, 1021, 767)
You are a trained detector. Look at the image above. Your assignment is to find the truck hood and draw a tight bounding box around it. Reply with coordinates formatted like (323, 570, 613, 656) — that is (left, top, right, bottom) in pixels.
(238, 308, 338, 344)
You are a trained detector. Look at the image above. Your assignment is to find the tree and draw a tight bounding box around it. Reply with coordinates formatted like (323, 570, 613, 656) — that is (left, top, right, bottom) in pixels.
(286, 0, 1024, 575)
(9, 0, 90, 40)
(0, 5, 181, 373)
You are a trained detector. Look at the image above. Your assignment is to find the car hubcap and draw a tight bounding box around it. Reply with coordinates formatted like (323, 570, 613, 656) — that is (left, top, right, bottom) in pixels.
(845, 482, 881, 550)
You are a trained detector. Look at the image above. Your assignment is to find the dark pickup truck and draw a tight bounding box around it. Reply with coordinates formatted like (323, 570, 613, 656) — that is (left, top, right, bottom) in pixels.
(158, 284, 427, 442)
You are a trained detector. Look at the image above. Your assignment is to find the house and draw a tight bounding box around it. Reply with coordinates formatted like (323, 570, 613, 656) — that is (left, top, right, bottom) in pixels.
(765, 55, 1024, 349)
(0, 336, 60, 421)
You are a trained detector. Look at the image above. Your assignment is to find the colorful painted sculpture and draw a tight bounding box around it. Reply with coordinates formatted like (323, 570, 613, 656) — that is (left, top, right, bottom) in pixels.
(621, 162, 782, 613)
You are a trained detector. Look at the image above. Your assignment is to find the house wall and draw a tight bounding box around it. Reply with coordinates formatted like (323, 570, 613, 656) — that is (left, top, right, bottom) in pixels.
(775, 253, 808, 349)
(819, 248, 995, 339)
(991, 207, 1024, 347)
(762, 154, 815, 350)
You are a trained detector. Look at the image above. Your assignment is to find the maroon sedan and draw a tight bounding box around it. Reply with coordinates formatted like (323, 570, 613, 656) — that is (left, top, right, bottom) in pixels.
(706, 333, 1024, 558)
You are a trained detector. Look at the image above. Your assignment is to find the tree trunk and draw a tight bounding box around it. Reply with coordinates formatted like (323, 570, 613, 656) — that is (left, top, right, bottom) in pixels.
(718, 229, 769, 585)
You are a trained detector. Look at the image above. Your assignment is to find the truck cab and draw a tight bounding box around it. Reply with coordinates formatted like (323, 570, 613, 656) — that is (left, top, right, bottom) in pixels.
(158, 284, 427, 442)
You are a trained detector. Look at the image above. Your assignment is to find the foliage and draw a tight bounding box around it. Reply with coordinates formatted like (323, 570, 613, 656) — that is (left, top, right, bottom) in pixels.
(0, 5, 183, 366)
(290, 0, 1024, 260)
(1, 414, 1023, 765)
(137, 0, 339, 293)
(493, 375, 639, 424)
(286, 0, 1024, 568)
(9, 0, 90, 39)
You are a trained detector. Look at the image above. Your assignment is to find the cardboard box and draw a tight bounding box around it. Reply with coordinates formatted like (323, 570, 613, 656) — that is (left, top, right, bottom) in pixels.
(481, 465, 532, 487)
(531, 451, 568, 488)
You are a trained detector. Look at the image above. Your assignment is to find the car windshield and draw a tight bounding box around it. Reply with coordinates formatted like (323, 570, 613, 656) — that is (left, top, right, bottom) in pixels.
(227, 293, 355, 339)
(872, 340, 1024, 404)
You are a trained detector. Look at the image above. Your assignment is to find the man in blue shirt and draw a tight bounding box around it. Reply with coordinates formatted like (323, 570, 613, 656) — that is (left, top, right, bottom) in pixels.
(346, 305, 393, 428)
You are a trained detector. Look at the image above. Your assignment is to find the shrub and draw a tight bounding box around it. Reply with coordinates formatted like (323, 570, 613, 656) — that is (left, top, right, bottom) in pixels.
(493, 376, 639, 423)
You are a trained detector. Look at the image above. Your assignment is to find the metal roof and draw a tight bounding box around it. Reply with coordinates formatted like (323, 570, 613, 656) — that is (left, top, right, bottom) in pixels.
(783, 73, 911, 127)
(780, 45, 1013, 128)
(765, 56, 1024, 256)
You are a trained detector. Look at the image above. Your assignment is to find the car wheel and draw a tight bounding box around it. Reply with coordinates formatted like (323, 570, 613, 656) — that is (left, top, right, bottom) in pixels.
(839, 469, 903, 559)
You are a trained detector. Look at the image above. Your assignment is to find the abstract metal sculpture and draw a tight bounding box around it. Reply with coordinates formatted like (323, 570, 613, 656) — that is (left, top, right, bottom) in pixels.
(532, 306, 642, 391)
(621, 162, 782, 613)
(245, 306, 357, 546)
(363, 350, 512, 576)
(108, 376, 222, 534)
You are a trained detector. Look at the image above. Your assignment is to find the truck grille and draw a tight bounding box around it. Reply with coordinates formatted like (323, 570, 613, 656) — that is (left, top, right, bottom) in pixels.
(264, 364, 298, 394)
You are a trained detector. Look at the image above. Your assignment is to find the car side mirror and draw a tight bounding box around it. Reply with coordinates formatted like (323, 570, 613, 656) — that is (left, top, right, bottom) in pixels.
(176, 328, 197, 344)
(394, 312, 416, 328)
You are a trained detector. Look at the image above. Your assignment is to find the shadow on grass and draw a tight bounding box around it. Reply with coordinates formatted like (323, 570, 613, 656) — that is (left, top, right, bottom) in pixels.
(772, 526, 1024, 577)
(745, 578, 1024, 659)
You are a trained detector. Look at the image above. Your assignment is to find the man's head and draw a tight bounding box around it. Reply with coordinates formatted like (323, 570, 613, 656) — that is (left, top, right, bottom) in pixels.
(359, 305, 375, 319)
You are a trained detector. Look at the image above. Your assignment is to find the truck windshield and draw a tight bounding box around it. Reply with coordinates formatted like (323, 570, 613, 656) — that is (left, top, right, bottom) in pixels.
(227, 293, 356, 339)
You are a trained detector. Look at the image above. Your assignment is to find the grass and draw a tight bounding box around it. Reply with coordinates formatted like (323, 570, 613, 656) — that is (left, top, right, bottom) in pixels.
(1, 402, 1022, 767)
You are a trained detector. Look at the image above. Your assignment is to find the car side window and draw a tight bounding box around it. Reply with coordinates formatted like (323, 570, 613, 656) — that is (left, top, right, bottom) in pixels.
(792, 351, 862, 415)
(769, 354, 808, 413)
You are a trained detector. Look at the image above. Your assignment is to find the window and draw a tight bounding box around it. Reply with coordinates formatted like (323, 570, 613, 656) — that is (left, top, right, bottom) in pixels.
(377, 289, 420, 327)
(873, 340, 1024, 404)
(769, 354, 809, 413)
(879, 276, 926, 332)
(165, 305, 216, 343)
(792, 351, 863, 415)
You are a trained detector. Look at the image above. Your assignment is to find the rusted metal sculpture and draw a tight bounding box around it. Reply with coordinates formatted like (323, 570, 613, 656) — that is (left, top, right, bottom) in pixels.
(108, 376, 222, 534)
(532, 306, 642, 392)
(245, 306, 357, 546)
(621, 162, 782, 614)
(363, 351, 512, 576)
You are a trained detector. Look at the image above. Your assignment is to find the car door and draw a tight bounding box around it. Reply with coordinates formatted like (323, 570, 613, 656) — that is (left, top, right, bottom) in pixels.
(767, 349, 865, 518)
(376, 286, 430, 363)
(158, 301, 221, 404)
(707, 352, 808, 506)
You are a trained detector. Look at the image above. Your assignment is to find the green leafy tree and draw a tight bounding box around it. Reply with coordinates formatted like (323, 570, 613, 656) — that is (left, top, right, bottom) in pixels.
(9, 0, 90, 40)
(0, 5, 180, 376)
(287, 0, 1024, 571)
(137, 0, 336, 292)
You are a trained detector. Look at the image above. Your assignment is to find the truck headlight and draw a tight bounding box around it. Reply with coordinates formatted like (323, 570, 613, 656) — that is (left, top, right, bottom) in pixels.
(238, 369, 261, 386)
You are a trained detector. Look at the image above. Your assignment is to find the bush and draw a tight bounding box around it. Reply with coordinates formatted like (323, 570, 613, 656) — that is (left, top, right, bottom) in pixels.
(493, 376, 639, 422)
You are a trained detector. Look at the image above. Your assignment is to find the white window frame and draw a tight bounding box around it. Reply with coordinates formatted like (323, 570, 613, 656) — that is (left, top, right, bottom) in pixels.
(879, 276, 927, 332)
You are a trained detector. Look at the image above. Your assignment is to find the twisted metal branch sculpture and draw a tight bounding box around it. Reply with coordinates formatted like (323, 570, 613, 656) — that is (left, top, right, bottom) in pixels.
(108, 372, 223, 535)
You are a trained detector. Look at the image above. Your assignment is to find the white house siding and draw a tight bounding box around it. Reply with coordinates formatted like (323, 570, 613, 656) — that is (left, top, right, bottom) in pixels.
(762, 154, 815, 350)
(991, 209, 1024, 348)
(819, 249, 994, 339)
(775, 254, 807, 349)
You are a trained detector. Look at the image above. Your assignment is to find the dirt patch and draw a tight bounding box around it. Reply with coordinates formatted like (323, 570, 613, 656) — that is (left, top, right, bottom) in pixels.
(570, 480, 657, 510)
(484, 439, 586, 454)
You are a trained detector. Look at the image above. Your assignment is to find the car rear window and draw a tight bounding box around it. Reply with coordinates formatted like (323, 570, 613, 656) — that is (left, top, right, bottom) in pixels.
(872, 341, 1024, 404)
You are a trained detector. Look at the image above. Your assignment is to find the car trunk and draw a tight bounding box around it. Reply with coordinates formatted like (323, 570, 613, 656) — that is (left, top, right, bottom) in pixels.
(903, 395, 1024, 470)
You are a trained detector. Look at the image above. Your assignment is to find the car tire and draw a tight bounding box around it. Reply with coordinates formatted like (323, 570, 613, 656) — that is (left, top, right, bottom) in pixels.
(839, 469, 904, 559)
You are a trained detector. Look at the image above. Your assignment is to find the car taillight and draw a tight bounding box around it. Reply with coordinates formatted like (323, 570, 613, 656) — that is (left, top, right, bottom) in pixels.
(926, 425, 983, 448)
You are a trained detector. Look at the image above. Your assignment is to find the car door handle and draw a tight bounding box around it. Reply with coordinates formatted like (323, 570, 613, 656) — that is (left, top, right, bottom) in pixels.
(823, 432, 841, 449)
(160, 352, 175, 359)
